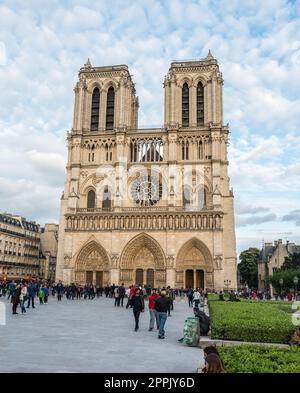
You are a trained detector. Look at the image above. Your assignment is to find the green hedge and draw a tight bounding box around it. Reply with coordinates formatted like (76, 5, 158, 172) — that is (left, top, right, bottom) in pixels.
(218, 345, 300, 373)
(208, 300, 295, 343)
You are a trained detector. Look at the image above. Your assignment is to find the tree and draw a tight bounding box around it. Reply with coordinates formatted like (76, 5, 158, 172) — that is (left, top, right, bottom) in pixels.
(282, 252, 300, 270)
(269, 269, 300, 291)
(238, 248, 260, 289)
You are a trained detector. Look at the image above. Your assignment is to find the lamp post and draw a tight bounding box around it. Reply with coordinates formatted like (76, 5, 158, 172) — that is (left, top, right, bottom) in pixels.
(279, 278, 283, 299)
(293, 276, 298, 300)
(224, 279, 231, 292)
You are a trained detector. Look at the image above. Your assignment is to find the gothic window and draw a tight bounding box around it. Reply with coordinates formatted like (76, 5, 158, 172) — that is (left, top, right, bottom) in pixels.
(102, 187, 111, 209)
(197, 82, 204, 125)
(182, 82, 189, 127)
(90, 88, 100, 131)
(198, 141, 203, 159)
(88, 145, 95, 162)
(106, 86, 115, 130)
(182, 141, 189, 160)
(87, 190, 96, 209)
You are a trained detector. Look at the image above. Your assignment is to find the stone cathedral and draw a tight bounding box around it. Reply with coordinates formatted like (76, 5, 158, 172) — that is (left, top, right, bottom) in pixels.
(56, 52, 237, 290)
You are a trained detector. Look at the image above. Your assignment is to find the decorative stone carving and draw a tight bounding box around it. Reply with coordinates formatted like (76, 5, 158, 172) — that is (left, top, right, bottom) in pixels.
(214, 255, 223, 270)
(111, 253, 119, 268)
(166, 255, 175, 269)
(64, 254, 72, 268)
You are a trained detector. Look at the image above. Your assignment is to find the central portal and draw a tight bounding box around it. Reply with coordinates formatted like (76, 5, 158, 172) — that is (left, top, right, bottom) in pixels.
(119, 233, 166, 288)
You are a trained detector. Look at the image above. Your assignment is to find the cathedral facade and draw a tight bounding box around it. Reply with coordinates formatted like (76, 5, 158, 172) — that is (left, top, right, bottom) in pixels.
(56, 52, 237, 290)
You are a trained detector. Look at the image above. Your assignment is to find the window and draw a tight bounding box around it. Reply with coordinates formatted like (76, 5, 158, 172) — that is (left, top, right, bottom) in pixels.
(87, 190, 96, 209)
(90, 88, 100, 131)
(182, 83, 189, 127)
(106, 86, 115, 130)
(88, 146, 95, 162)
(102, 187, 111, 209)
(182, 141, 189, 160)
(198, 141, 203, 159)
(197, 82, 204, 125)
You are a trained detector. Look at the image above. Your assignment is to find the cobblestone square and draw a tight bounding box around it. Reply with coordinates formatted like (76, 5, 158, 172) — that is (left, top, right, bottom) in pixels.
(0, 296, 203, 373)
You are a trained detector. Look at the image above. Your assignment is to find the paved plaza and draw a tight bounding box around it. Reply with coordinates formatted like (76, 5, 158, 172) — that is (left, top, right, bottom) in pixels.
(0, 296, 203, 373)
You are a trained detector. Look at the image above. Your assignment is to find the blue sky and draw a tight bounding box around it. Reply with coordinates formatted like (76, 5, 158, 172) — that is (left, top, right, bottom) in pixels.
(0, 0, 299, 253)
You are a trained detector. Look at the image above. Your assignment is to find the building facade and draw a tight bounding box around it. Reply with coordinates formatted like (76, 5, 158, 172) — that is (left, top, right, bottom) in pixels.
(0, 213, 40, 280)
(40, 224, 59, 282)
(56, 53, 237, 290)
(258, 239, 300, 291)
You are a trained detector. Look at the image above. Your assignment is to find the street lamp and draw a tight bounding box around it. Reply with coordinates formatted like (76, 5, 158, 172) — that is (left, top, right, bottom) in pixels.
(279, 278, 283, 298)
(224, 279, 231, 292)
(293, 276, 298, 300)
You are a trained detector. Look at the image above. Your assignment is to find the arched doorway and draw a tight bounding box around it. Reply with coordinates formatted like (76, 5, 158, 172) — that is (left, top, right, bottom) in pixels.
(75, 240, 110, 286)
(120, 233, 166, 287)
(146, 269, 155, 288)
(135, 269, 143, 286)
(176, 238, 213, 290)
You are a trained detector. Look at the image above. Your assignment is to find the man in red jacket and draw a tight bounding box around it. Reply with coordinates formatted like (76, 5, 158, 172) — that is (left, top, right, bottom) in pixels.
(148, 289, 160, 331)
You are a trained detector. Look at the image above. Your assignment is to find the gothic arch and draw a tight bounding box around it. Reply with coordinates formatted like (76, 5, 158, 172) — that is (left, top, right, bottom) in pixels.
(177, 76, 193, 88)
(87, 81, 103, 94)
(176, 237, 213, 270)
(102, 79, 118, 92)
(75, 240, 110, 271)
(120, 233, 166, 270)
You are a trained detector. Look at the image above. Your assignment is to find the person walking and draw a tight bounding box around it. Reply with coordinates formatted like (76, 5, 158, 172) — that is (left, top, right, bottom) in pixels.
(38, 287, 45, 304)
(20, 283, 28, 314)
(11, 284, 21, 315)
(114, 286, 120, 307)
(118, 283, 126, 307)
(148, 289, 160, 331)
(154, 290, 171, 339)
(27, 281, 36, 308)
(130, 288, 145, 331)
(193, 288, 201, 308)
(187, 287, 194, 307)
(56, 281, 64, 301)
(43, 285, 49, 304)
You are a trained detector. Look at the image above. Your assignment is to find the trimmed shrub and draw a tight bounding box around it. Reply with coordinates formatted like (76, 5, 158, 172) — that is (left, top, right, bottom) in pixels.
(209, 300, 295, 343)
(218, 345, 300, 373)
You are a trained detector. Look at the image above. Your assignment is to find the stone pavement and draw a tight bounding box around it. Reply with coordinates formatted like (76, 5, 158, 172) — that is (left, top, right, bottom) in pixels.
(0, 296, 203, 373)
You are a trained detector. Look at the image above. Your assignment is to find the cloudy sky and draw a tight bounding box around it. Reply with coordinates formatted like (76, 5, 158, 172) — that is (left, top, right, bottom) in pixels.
(0, 0, 300, 253)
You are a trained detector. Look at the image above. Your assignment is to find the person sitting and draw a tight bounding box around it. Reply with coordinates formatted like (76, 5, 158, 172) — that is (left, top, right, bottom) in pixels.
(289, 327, 300, 347)
(219, 291, 225, 301)
(193, 307, 210, 335)
(202, 353, 226, 373)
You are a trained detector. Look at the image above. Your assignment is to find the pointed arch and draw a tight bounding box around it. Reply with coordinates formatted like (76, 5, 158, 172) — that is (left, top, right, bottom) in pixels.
(182, 82, 189, 127)
(176, 237, 213, 270)
(106, 86, 115, 130)
(90, 87, 100, 131)
(75, 240, 110, 271)
(120, 233, 166, 270)
(197, 81, 204, 125)
(87, 189, 96, 209)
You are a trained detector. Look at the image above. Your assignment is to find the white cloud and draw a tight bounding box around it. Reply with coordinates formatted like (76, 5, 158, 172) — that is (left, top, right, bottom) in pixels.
(0, 0, 299, 251)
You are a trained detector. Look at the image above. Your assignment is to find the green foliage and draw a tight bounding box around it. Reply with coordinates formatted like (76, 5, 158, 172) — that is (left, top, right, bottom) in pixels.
(282, 253, 300, 270)
(218, 345, 300, 373)
(209, 300, 295, 343)
(238, 248, 260, 289)
(269, 269, 300, 291)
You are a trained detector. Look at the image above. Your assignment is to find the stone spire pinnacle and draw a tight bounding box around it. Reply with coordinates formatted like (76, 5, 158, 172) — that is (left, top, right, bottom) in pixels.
(206, 49, 214, 59)
(84, 58, 92, 69)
